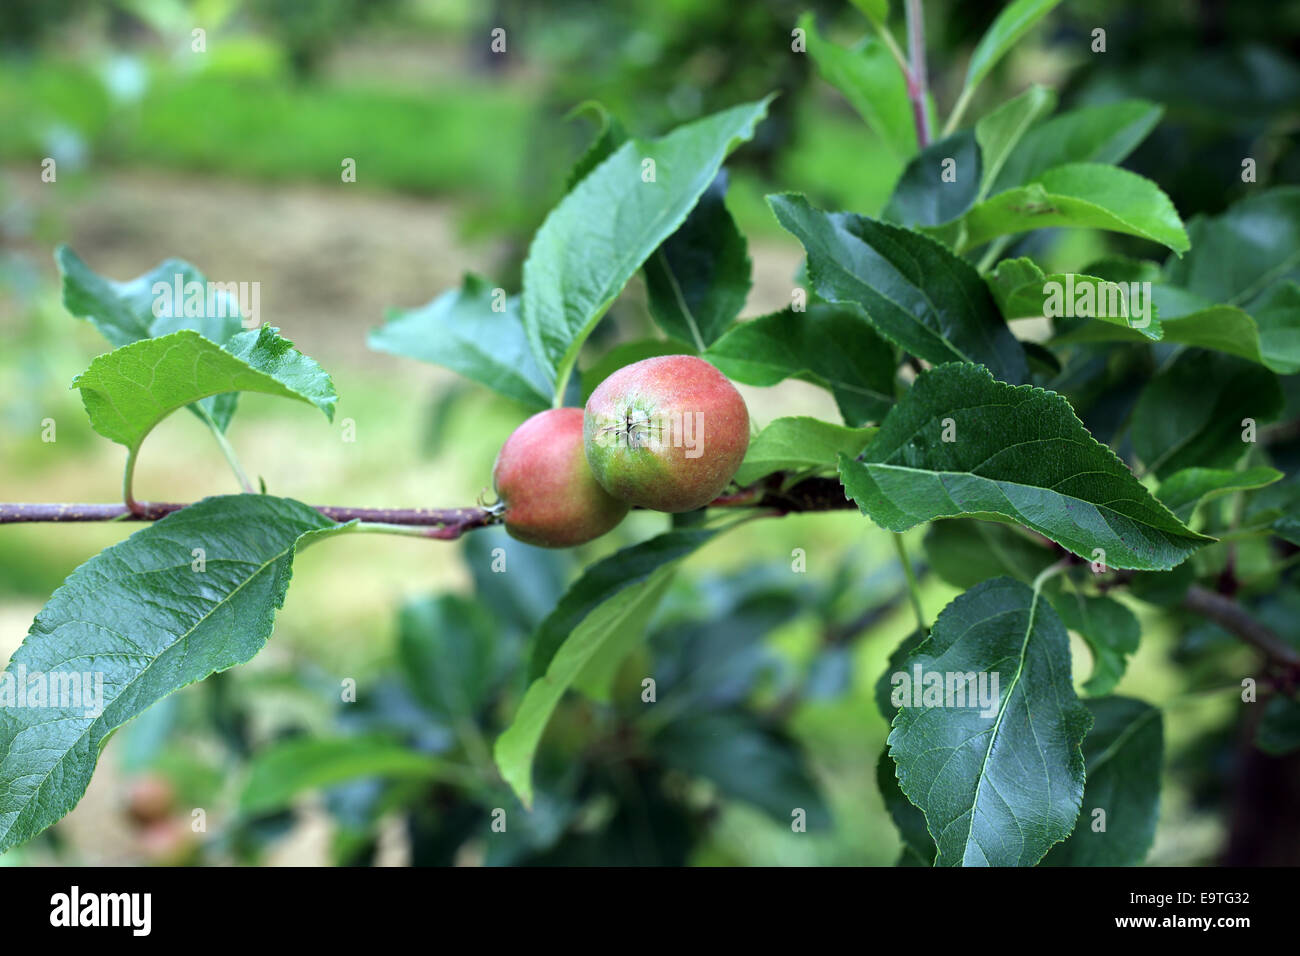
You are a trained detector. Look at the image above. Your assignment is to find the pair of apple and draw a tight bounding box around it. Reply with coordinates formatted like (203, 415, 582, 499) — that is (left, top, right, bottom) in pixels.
(492, 356, 750, 547)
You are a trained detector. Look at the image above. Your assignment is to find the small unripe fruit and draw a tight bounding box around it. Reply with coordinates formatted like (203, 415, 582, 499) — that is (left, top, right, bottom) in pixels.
(493, 408, 630, 548)
(584, 355, 750, 512)
(125, 774, 175, 826)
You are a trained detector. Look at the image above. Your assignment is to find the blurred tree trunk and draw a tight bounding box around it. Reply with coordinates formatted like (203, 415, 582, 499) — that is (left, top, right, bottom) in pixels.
(1220, 703, 1300, 865)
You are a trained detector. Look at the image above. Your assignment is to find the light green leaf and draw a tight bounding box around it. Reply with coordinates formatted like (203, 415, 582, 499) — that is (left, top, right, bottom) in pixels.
(1156, 467, 1283, 522)
(57, 245, 251, 432)
(1052, 284, 1300, 374)
(1131, 351, 1282, 478)
(735, 416, 876, 486)
(496, 564, 677, 808)
(961, 0, 1062, 101)
(523, 98, 771, 398)
(889, 576, 1091, 866)
(801, 13, 915, 157)
(240, 735, 442, 815)
(1049, 591, 1140, 696)
(987, 257, 1161, 339)
(705, 304, 897, 427)
(990, 100, 1163, 196)
(848, 0, 890, 28)
(839, 363, 1212, 570)
(974, 84, 1056, 201)
(1043, 696, 1162, 866)
(368, 275, 552, 411)
(73, 328, 337, 461)
(768, 193, 1028, 383)
(957, 163, 1189, 255)
(0, 495, 347, 853)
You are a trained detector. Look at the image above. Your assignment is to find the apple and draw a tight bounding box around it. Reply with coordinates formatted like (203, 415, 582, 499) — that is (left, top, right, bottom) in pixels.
(493, 407, 630, 547)
(583, 355, 749, 512)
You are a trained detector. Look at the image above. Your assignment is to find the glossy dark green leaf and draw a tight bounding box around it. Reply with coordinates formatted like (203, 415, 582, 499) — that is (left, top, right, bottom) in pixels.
(990, 100, 1162, 196)
(800, 12, 915, 157)
(654, 712, 830, 828)
(768, 193, 1027, 383)
(0, 495, 346, 853)
(882, 131, 981, 228)
(643, 172, 751, 349)
(875, 628, 927, 719)
(1049, 591, 1140, 696)
(705, 304, 897, 426)
(1042, 696, 1162, 866)
(734, 416, 876, 485)
(523, 98, 771, 396)
(1130, 351, 1282, 478)
(368, 275, 552, 411)
(888, 577, 1092, 866)
(1163, 186, 1300, 306)
(840, 363, 1211, 570)
(876, 749, 934, 865)
(1156, 467, 1283, 522)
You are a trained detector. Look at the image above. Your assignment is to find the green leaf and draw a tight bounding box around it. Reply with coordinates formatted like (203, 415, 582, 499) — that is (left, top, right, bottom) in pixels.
(800, 12, 915, 157)
(875, 628, 927, 719)
(888, 576, 1091, 866)
(1042, 696, 1162, 866)
(1163, 186, 1300, 306)
(73, 328, 337, 461)
(734, 416, 876, 486)
(1052, 284, 1300, 375)
(990, 100, 1163, 196)
(643, 172, 751, 349)
(398, 595, 499, 722)
(839, 363, 1212, 570)
(0, 495, 346, 853)
(528, 528, 719, 681)
(922, 518, 1057, 589)
(1049, 591, 1140, 696)
(974, 84, 1056, 201)
(1130, 351, 1282, 479)
(523, 98, 771, 397)
(705, 304, 897, 426)
(563, 102, 627, 193)
(1257, 695, 1300, 756)
(848, 0, 890, 29)
(961, 0, 1062, 101)
(957, 164, 1189, 255)
(496, 564, 678, 808)
(654, 712, 831, 828)
(876, 749, 934, 865)
(240, 735, 441, 815)
(1156, 467, 1283, 523)
(57, 245, 251, 432)
(768, 193, 1028, 383)
(882, 131, 981, 228)
(987, 257, 1161, 339)
(368, 275, 552, 411)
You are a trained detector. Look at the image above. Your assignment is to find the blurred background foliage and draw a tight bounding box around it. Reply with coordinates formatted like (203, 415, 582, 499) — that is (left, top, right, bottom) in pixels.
(0, 0, 1296, 865)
